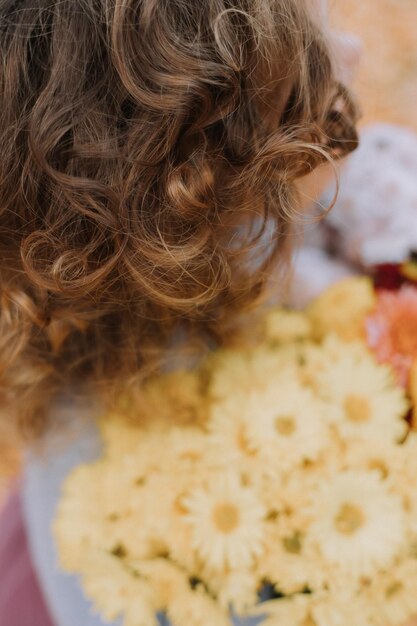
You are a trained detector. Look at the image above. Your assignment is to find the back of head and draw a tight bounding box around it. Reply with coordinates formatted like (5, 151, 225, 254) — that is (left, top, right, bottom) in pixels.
(0, 0, 358, 437)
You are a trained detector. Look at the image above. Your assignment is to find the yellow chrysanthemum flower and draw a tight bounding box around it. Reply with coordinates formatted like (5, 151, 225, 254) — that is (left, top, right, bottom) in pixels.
(135, 558, 191, 612)
(54, 273, 417, 626)
(342, 437, 405, 485)
(254, 590, 373, 626)
(140, 471, 202, 572)
(153, 426, 208, 474)
(263, 308, 313, 344)
(251, 594, 313, 626)
(167, 586, 231, 626)
(307, 276, 376, 341)
(78, 548, 158, 626)
(309, 590, 374, 626)
(313, 341, 409, 444)
(214, 372, 329, 472)
(257, 523, 317, 595)
(54, 457, 160, 566)
(364, 558, 417, 626)
(205, 409, 266, 488)
(182, 473, 266, 572)
(207, 346, 294, 403)
(306, 470, 406, 583)
(209, 569, 260, 616)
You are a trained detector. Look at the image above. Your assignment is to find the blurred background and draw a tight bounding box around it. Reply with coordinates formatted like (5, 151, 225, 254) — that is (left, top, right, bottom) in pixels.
(0, 0, 416, 509)
(332, 0, 416, 131)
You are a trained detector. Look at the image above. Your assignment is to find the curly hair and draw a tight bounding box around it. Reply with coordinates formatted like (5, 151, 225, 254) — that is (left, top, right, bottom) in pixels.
(0, 0, 358, 438)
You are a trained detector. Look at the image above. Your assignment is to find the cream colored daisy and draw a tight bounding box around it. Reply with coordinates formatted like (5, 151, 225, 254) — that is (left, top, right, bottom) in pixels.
(309, 589, 374, 626)
(167, 585, 231, 626)
(207, 346, 294, 403)
(306, 470, 406, 582)
(182, 473, 266, 571)
(258, 457, 339, 536)
(250, 594, 313, 626)
(393, 434, 417, 537)
(342, 437, 406, 486)
(307, 276, 376, 342)
(209, 569, 260, 615)
(257, 523, 318, 595)
(135, 558, 191, 612)
(253, 589, 373, 626)
(314, 341, 409, 444)
(206, 400, 270, 488)
(99, 417, 175, 475)
(240, 374, 330, 472)
(264, 308, 313, 344)
(364, 558, 417, 626)
(152, 426, 209, 474)
(54, 462, 118, 568)
(138, 470, 204, 572)
(54, 458, 158, 568)
(77, 547, 158, 626)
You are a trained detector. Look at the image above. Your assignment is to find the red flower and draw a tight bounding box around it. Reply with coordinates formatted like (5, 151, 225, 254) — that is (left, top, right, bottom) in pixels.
(366, 287, 417, 387)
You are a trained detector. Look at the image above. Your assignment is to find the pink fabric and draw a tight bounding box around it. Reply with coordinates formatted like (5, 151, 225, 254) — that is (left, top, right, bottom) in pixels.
(0, 483, 55, 626)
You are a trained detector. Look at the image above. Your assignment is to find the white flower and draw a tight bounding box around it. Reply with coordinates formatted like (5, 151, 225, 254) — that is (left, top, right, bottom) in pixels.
(167, 586, 231, 626)
(364, 558, 417, 626)
(242, 374, 330, 472)
(396, 434, 417, 536)
(306, 470, 406, 582)
(310, 589, 374, 626)
(78, 547, 158, 626)
(135, 558, 191, 612)
(255, 590, 373, 626)
(342, 437, 405, 484)
(264, 309, 312, 343)
(314, 341, 408, 444)
(206, 400, 270, 488)
(182, 473, 266, 571)
(210, 569, 260, 615)
(156, 426, 208, 473)
(207, 347, 294, 403)
(54, 461, 137, 567)
(251, 594, 313, 626)
(257, 523, 318, 595)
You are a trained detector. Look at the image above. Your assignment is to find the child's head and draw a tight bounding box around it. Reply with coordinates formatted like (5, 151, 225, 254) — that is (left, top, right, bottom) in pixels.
(0, 0, 358, 437)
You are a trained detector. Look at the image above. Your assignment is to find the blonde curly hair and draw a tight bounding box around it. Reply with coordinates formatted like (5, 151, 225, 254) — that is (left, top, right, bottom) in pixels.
(0, 0, 358, 438)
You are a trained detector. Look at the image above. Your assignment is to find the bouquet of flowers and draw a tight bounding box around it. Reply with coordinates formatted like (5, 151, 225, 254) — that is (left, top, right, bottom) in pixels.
(54, 267, 417, 626)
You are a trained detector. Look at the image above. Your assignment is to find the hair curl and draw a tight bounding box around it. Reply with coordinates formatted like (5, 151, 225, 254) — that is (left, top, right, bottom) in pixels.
(0, 0, 358, 438)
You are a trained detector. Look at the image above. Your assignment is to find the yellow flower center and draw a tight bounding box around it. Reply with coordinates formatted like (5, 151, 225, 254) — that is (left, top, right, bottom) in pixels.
(386, 581, 403, 598)
(302, 615, 318, 626)
(275, 415, 297, 436)
(282, 531, 303, 554)
(344, 394, 372, 423)
(212, 502, 240, 534)
(334, 502, 366, 535)
(368, 458, 389, 479)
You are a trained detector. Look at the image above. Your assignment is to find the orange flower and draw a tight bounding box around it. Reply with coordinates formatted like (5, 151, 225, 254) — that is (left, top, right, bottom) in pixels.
(366, 287, 417, 387)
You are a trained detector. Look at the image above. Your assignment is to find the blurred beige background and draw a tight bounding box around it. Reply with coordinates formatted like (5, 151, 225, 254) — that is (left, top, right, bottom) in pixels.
(332, 0, 417, 131)
(0, 0, 416, 507)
